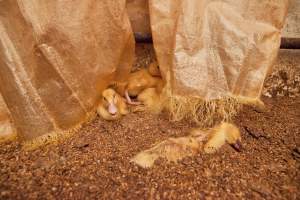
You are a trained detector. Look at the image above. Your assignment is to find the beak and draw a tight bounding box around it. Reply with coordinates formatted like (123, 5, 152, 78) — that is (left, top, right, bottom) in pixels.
(125, 90, 132, 103)
(230, 140, 242, 152)
(108, 102, 117, 115)
(125, 89, 141, 105)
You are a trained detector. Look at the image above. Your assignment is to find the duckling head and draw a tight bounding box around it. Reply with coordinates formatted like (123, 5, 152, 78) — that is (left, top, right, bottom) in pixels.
(223, 123, 242, 151)
(148, 61, 161, 77)
(102, 88, 118, 116)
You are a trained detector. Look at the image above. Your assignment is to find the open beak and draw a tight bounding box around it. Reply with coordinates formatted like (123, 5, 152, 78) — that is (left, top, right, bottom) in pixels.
(230, 140, 242, 152)
(108, 103, 117, 115)
(125, 90, 141, 105)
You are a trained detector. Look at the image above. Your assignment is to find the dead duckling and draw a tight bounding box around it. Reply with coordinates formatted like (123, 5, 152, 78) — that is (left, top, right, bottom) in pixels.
(97, 88, 129, 121)
(131, 135, 201, 168)
(131, 122, 242, 168)
(197, 122, 242, 154)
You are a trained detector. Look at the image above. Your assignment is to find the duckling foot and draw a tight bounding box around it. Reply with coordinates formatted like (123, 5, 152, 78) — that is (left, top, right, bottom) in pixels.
(131, 105, 146, 113)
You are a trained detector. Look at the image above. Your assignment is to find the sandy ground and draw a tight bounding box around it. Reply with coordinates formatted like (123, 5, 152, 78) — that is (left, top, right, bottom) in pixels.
(0, 45, 299, 200)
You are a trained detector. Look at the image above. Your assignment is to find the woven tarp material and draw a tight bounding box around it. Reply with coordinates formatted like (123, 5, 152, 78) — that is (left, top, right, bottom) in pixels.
(149, 0, 289, 99)
(0, 94, 14, 139)
(0, 0, 134, 140)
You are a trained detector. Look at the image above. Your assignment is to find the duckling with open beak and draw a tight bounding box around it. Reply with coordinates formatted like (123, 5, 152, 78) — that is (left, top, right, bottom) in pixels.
(124, 68, 164, 105)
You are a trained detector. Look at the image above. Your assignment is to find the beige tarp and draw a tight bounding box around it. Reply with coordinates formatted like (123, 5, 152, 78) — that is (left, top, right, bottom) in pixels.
(0, 0, 134, 141)
(0, 94, 14, 140)
(127, 0, 151, 38)
(150, 0, 289, 100)
(0, 0, 288, 141)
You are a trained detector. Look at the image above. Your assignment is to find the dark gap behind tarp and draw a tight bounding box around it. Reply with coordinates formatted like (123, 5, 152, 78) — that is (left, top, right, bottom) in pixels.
(134, 33, 300, 49)
(280, 38, 300, 49)
(134, 33, 152, 43)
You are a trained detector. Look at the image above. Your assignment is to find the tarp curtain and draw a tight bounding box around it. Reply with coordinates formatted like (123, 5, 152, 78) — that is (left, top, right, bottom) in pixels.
(0, 0, 288, 141)
(150, 0, 289, 100)
(0, 93, 14, 140)
(0, 0, 134, 140)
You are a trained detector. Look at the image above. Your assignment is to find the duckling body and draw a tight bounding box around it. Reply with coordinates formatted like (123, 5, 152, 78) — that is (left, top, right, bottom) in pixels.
(131, 122, 242, 168)
(110, 61, 164, 106)
(126, 69, 162, 97)
(132, 88, 163, 114)
(147, 61, 161, 77)
(122, 69, 164, 105)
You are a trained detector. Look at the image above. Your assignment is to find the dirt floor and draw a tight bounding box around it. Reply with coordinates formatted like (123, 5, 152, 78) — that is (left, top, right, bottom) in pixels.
(0, 96, 299, 200)
(0, 45, 299, 200)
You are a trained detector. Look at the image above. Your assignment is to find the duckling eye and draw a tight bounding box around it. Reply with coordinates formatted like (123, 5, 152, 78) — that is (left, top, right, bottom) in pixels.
(103, 97, 107, 101)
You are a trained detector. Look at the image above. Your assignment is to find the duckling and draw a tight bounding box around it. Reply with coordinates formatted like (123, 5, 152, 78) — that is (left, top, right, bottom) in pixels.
(131, 135, 201, 168)
(124, 69, 164, 105)
(109, 81, 127, 96)
(147, 61, 161, 77)
(97, 88, 129, 121)
(131, 122, 242, 168)
(132, 87, 164, 114)
(109, 60, 164, 105)
(203, 122, 242, 153)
